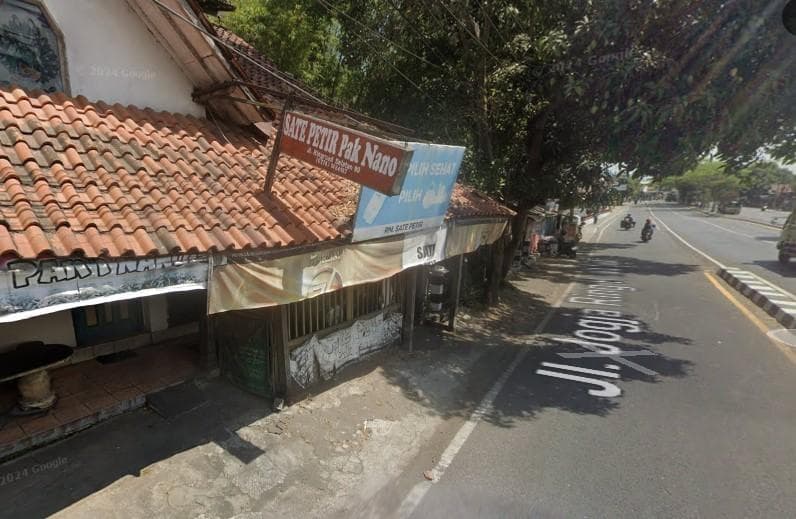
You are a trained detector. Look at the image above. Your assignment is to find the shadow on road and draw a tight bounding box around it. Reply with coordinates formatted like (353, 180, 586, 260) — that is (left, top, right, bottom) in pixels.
(377, 258, 694, 429)
(567, 247, 699, 278)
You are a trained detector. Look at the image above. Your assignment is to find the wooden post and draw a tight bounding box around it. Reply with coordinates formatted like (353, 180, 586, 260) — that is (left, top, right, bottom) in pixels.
(447, 254, 464, 331)
(200, 253, 218, 373)
(264, 96, 293, 193)
(402, 268, 418, 352)
(200, 315, 218, 372)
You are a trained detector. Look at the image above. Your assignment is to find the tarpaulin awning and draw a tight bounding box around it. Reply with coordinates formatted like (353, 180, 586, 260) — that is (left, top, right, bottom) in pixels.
(209, 219, 507, 315)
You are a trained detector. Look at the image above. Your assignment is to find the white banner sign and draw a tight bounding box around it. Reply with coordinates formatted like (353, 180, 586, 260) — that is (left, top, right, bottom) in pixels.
(0, 255, 208, 323)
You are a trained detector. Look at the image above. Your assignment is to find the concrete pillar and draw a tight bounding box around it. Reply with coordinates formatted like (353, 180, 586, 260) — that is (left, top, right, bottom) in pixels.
(144, 295, 169, 333)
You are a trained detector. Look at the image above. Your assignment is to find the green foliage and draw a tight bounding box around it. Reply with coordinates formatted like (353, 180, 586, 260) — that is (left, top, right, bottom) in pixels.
(217, 0, 344, 98)
(219, 0, 795, 211)
(736, 161, 794, 200)
(667, 162, 740, 203)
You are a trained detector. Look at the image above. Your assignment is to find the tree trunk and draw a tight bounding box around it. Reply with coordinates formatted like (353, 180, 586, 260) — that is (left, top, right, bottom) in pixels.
(500, 107, 551, 278)
(487, 236, 505, 305)
(500, 204, 530, 278)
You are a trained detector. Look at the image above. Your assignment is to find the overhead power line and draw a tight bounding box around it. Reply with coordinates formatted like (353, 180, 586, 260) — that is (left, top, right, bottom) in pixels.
(437, 1, 500, 62)
(314, 0, 442, 70)
(148, 0, 344, 107)
(149, 0, 415, 133)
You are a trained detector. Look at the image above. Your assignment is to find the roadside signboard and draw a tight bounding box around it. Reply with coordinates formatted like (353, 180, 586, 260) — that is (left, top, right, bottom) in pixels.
(0, 255, 207, 323)
(279, 111, 413, 195)
(352, 142, 465, 242)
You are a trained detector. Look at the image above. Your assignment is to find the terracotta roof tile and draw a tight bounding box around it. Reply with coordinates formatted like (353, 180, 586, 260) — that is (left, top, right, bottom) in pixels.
(447, 184, 515, 220)
(0, 85, 511, 260)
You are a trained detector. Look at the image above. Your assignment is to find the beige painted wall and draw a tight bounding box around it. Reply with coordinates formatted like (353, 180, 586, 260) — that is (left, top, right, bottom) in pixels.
(0, 310, 77, 354)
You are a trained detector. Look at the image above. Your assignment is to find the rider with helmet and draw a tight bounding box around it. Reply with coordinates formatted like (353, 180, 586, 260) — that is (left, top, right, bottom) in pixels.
(641, 218, 655, 240)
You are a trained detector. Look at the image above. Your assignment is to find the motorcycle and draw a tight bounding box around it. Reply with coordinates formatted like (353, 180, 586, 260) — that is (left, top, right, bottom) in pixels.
(620, 217, 636, 230)
(641, 227, 653, 242)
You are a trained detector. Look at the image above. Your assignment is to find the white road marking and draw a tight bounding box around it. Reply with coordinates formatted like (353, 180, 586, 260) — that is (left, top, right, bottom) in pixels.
(534, 370, 622, 397)
(653, 209, 796, 309)
(539, 361, 621, 378)
(770, 300, 796, 306)
(397, 211, 620, 517)
(740, 271, 796, 301)
(649, 208, 727, 269)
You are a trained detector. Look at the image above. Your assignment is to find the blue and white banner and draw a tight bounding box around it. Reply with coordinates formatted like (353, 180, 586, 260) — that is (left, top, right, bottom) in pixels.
(351, 143, 465, 242)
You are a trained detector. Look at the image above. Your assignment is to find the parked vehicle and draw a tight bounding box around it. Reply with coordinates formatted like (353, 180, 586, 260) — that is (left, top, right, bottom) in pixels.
(718, 201, 742, 215)
(776, 210, 796, 264)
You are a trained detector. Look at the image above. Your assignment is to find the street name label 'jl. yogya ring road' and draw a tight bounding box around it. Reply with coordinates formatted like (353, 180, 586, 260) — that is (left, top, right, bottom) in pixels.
(536, 258, 659, 397)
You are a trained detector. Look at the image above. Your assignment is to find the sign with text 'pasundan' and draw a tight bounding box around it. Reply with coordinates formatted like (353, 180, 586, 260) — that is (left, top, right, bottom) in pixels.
(279, 112, 413, 195)
(351, 142, 465, 242)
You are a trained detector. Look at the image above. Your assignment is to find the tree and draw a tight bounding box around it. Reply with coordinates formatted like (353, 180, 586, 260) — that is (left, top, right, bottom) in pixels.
(221, 0, 795, 283)
(736, 161, 794, 204)
(317, 1, 794, 240)
(664, 161, 740, 206)
(217, 0, 345, 98)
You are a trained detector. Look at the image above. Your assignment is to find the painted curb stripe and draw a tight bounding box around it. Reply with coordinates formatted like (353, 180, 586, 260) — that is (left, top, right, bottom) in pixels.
(717, 268, 796, 329)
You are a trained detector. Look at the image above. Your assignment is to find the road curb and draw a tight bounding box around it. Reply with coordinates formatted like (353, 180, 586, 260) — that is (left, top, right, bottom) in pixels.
(717, 268, 796, 328)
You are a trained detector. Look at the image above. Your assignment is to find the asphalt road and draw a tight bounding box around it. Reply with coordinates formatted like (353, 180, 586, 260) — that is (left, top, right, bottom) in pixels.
(392, 208, 796, 518)
(647, 204, 796, 296)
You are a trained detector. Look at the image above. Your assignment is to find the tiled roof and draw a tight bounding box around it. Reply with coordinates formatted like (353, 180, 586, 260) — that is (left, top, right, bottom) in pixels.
(0, 86, 511, 261)
(449, 185, 515, 219)
(213, 24, 383, 132)
(213, 24, 307, 98)
(0, 86, 356, 259)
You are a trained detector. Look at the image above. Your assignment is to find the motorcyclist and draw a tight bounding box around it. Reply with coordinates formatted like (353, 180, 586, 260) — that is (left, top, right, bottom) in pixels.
(624, 213, 635, 224)
(642, 218, 655, 237)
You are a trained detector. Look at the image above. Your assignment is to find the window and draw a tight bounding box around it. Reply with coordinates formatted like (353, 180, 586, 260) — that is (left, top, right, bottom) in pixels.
(0, 0, 65, 93)
(287, 277, 403, 342)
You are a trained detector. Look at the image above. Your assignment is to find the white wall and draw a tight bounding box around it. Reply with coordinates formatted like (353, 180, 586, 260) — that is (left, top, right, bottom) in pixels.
(0, 310, 77, 353)
(43, 0, 204, 116)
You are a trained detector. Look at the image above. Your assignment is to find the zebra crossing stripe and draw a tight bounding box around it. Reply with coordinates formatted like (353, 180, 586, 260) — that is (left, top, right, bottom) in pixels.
(770, 300, 796, 306)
